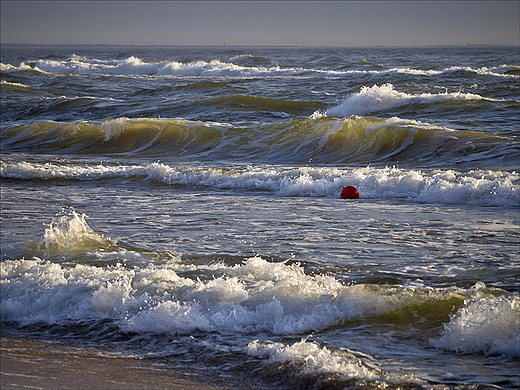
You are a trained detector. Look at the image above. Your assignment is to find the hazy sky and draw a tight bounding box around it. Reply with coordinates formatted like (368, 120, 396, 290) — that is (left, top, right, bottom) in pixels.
(1, 1, 519, 46)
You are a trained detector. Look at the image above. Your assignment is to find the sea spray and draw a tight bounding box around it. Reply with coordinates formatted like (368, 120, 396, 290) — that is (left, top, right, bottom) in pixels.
(431, 294, 520, 357)
(324, 83, 507, 117)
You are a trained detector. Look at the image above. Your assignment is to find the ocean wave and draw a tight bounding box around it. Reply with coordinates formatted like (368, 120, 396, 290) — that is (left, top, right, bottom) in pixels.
(374, 65, 520, 79)
(2, 210, 516, 359)
(1, 56, 518, 78)
(1, 116, 516, 167)
(247, 339, 424, 387)
(0, 62, 33, 71)
(0, 80, 50, 97)
(0, 208, 472, 334)
(321, 83, 511, 117)
(431, 293, 520, 357)
(0, 252, 367, 333)
(1, 207, 518, 390)
(0, 56, 303, 77)
(2, 160, 518, 207)
(1, 80, 33, 89)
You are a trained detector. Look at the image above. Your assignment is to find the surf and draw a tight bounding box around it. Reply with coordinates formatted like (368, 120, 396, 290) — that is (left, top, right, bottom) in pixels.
(321, 83, 515, 117)
(2, 55, 518, 79)
(2, 209, 518, 359)
(2, 159, 518, 207)
(1, 116, 517, 168)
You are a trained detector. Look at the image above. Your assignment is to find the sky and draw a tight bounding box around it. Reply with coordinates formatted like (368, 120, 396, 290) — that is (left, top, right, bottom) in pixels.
(1, 1, 519, 47)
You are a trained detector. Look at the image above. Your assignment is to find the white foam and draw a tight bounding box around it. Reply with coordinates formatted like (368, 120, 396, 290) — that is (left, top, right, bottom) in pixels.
(0, 240, 468, 336)
(325, 83, 498, 117)
(3, 56, 517, 79)
(247, 339, 379, 380)
(378, 65, 520, 78)
(0, 160, 144, 180)
(2, 161, 518, 207)
(136, 163, 520, 208)
(2, 56, 301, 77)
(0, 62, 33, 71)
(3, 210, 517, 360)
(343, 65, 520, 79)
(35, 209, 115, 257)
(246, 339, 425, 386)
(431, 294, 520, 357)
(0, 80, 32, 88)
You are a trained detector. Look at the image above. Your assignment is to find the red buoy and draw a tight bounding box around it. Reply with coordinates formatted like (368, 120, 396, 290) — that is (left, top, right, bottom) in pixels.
(340, 186, 359, 199)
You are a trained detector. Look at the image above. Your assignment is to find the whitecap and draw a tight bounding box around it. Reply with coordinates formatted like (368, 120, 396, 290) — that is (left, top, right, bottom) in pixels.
(325, 83, 498, 117)
(431, 295, 520, 357)
(2, 160, 518, 207)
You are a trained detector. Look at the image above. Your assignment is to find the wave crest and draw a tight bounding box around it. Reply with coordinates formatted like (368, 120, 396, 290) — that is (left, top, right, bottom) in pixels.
(2, 56, 517, 78)
(324, 83, 505, 117)
(2, 161, 518, 207)
(1, 116, 516, 167)
(431, 294, 520, 356)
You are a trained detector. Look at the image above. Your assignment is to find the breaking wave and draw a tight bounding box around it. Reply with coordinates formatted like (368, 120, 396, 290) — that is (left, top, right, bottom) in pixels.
(321, 83, 515, 117)
(1, 116, 516, 167)
(1, 210, 517, 360)
(2, 55, 518, 78)
(2, 161, 518, 207)
(431, 294, 520, 357)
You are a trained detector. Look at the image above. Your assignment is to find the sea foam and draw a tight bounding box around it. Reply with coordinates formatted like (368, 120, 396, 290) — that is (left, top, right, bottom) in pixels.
(0, 254, 463, 334)
(2, 56, 517, 78)
(431, 294, 520, 357)
(2, 161, 518, 207)
(0, 214, 502, 341)
(324, 83, 499, 117)
(2, 210, 519, 361)
(246, 339, 424, 387)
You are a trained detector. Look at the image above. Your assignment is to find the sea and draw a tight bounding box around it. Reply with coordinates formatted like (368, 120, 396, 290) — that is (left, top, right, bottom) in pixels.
(1, 45, 519, 389)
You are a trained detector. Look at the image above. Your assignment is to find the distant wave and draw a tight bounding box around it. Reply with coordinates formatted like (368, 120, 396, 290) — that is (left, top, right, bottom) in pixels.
(1, 80, 32, 89)
(0, 80, 49, 96)
(367, 65, 520, 78)
(1, 56, 303, 77)
(2, 55, 518, 78)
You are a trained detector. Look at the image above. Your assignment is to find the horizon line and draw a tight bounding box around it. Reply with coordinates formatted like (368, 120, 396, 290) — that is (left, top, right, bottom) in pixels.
(2, 43, 518, 49)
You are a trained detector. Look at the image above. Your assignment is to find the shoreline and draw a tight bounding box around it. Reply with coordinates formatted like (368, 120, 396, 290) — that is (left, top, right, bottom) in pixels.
(1, 337, 227, 390)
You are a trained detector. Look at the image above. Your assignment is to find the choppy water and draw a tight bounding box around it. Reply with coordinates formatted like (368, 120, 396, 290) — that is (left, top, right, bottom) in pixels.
(1, 45, 519, 389)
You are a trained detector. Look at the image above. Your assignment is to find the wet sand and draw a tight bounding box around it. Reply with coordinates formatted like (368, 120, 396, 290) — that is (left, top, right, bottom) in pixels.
(1, 337, 227, 390)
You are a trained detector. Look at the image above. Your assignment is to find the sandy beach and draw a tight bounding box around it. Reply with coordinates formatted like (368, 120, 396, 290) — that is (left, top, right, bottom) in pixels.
(1, 337, 227, 390)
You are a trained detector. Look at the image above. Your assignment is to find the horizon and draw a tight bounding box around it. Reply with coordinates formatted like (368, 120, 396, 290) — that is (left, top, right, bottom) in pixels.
(2, 43, 518, 49)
